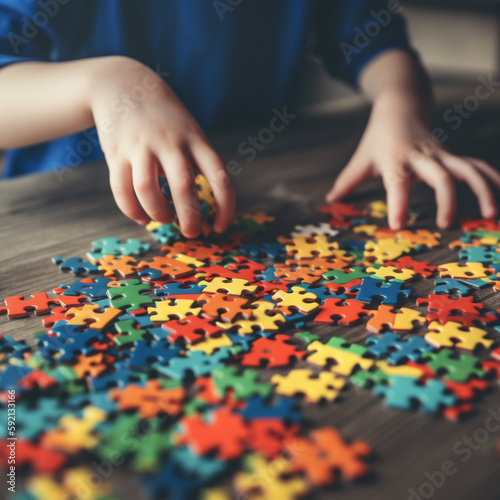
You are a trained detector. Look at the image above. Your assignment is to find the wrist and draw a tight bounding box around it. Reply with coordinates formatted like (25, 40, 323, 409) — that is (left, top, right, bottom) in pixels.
(372, 87, 433, 126)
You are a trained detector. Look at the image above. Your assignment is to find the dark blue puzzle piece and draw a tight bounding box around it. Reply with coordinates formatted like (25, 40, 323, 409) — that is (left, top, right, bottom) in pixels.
(145, 461, 203, 500)
(58, 277, 113, 298)
(154, 282, 205, 297)
(355, 277, 411, 305)
(128, 340, 181, 368)
(0, 366, 32, 391)
(52, 256, 99, 275)
(240, 242, 286, 260)
(238, 396, 302, 422)
(433, 278, 472, 296)
(366, 332, 434, 365)
(170, 447, 227, 482)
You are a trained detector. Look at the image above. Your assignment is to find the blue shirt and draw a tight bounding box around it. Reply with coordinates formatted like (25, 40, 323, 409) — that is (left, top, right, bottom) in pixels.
(0, 0, 413, 178)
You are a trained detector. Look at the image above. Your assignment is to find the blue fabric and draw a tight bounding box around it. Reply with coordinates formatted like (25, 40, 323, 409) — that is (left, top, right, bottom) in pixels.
(0, 0, 413, 178)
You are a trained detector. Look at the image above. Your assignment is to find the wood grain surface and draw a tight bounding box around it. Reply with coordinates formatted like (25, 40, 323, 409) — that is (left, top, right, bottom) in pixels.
(1, 104, 500, 500)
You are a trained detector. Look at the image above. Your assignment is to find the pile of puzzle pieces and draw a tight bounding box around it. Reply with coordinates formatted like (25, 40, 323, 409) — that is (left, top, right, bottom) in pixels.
(1, 192, 500, 499)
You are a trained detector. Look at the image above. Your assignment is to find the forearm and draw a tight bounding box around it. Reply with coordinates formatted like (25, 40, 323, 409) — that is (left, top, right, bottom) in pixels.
(0, 56, 130, 149)
(358, 49, 433, 125)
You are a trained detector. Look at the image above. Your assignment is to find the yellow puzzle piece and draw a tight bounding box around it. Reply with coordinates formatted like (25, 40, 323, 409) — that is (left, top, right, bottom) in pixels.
(307, 340, 374, 376)
(187, 333, 233, 354)
(148, 299, 201, 321)
(366, 265, 416, 282)
(271, 369, 346, 403)
(198, 277, 257, 296)
(272, 286, 319, 316)
(65, 304, 122, 331)
(41, 406, 107, 453)
(438, 262, 494, 279)
(364, 238, 411, 264)
(425, 321, 493, 351)
(217, 301, 285, 335)
(234, 453, 309, 500)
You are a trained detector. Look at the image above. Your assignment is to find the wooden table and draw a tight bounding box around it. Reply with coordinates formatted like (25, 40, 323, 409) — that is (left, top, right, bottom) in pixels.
(1, 102, 500, 500)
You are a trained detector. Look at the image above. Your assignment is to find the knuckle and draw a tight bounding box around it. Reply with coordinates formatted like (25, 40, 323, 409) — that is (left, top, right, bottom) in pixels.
(175, 175, 195, 196)
(214, 169, 231, 189)
(134, 177, 155, 195)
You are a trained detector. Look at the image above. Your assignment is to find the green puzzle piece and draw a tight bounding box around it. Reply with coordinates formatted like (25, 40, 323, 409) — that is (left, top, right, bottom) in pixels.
(351, 368, 389, 388)
(114, 318, 149, 346)
(296, 331, 320, 345)
(107, 279, 154, 311)
(322, 266, 371, 283)
(326, 336, 369, 357)
(212, 366, 273, 400)
(96, 414, 173, 472)
(422, 349, 485, 382)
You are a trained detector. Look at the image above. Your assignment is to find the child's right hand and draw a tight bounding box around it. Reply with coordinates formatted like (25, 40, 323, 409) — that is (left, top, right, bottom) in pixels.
(90, 56, 235, 238)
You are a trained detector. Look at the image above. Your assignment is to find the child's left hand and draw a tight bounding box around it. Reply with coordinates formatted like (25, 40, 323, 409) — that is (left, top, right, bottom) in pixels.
(326, 65, 500, 230)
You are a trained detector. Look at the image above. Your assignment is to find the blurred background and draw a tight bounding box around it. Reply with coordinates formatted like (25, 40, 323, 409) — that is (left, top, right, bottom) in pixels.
(298, 0, 500, 113)
(1, 0, 499, 172)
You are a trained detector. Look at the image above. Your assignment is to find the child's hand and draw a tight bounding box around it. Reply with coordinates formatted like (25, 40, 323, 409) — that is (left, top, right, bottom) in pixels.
(326, 58, 500, 230)
(90, 57, 234, 238)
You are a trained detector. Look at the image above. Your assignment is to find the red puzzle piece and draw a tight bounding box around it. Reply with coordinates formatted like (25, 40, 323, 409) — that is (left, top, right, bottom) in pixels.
(314, 298, 372, 325)
(175, 406, 249, 460)
(162, 316, 222, 344)
(0, 293, 59, 318)
(240, 334, 306, 368)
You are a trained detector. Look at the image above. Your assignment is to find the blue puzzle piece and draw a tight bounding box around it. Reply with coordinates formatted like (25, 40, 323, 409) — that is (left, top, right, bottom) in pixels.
(154, 282, 205, 297)
(256, 266, 280, 283)
(240, 242, 286, 260)
(149, 222, 182, 244)
(226, 333, 258, 352)
(0, 366, 32, 391)
(458, 246, 496, 263)
(299, 283, 347, 303)
(339, 240, 366, 251)
(0, 334, 30, 359)
(89, 361, 147, 391)
(66, 392, 117, 414)
(433, 278, 472, 296)
(128, 340, 181, 368)
(40, 326, 102, 362)
(355, 277, 411, 305)
(170, 447, 227, 482)
(89, 237, 150, 258)
(58, 277, 113, 298)
(366, 332, 434, 365)
(238, 396, 302, 422)
(374, 376, 456, 413)
(1, 398, 67, 439)
(157, 348, 232, 380)
(52, 256, 99, 275)
(145, 461, 203, 500)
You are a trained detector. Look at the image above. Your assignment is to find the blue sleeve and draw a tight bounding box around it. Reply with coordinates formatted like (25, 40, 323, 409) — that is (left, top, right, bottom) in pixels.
(0, 0, 64, 70)
(313, 0, 417, 87)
